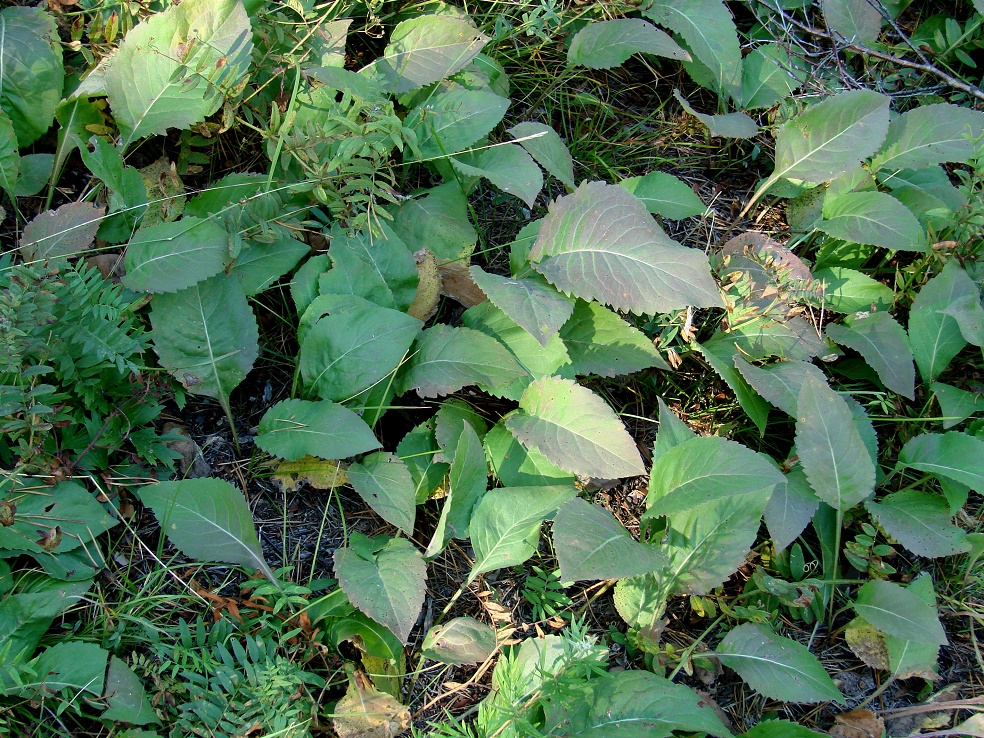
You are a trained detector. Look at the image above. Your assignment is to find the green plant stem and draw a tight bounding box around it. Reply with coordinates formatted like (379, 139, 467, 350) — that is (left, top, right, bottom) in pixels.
(666, 615, 724, 681)
(265, 63, 302, 193)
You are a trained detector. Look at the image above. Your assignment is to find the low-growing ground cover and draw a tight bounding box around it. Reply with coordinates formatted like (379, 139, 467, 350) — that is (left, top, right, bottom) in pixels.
(1, 0, 984, 736)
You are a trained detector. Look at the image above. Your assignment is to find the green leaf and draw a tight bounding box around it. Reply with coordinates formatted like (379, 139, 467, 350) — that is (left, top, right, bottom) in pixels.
(347, 453, 417, 536)
(697, 336, 771, 434)
(390, 183, 477, 263)
(795, 375, 875, 510)
(560, 300, 669, 377)
(0, 580, 92, 664)
(15, 641, 106, 700)
(866, 490, 968, 558)
(531, 181, 722, 315)
(256, 398, 380, 463)
(741, 720, 825, 737)
(741, 44, 804, 110)
(674, 90, 759, 139)
(138, 478, 275, 580)
(434, 399, 488, 462)
(19, 202, 105, 263)
(299, 294, 422, 402)
(397, 419, 449, 504)
(484, 420, 576, 488)
(0, 482, 115, 558)
(817, 191, 926, 251)
(821, 0, 883, 44)
(885, 574, 941, 680)
(14, 154, 53, 198)
(231, 236, 309, 296)
(508, 122, 575, 189)
(811, 266, 895, 313)
(334, 533, 426, 643)
(451, 144, 543, 207)
(396, 324, 527, 399)
(468, 485, 577, 579)
(469, 267, 574, 347)
(150, 273, 258, 415)
(871, 103, 984, 173)
(826, 311, 915, 399)
(101, 656, 158, 725)
(642, 0, 742, 102)
(734, 356, 828, 417)
(753, 90, 890, 203)
(123, 217, 233, 293)
(318, 243, 398, 310)
(942, 293, 984, 347)
(715, 623, 844, 704)
(371, 15, 488, 94)
(931, 382, 984, 429)
(103, 0, 252, 147)
(853, 579, 947, 645)
(0, 111, 19, 200)
(407, 87, 509, 160)
(547, 671, 732, 738)
(729, 316, 827, 362)
(765, 465, 820, 552)
(506, 377, 645, 479)
(0, 7, 63, 147)
(567, 19, 689, 69)
(646, 436, 784, 518)
(619, 171, 705, 219)
(425, 423, 487, 556)
(652, 397, 696, 464)
(422, 617, 497, 666)
(898, 431, 984, 492)
(909, 261, 978, 383)
(553, 498, 667, 582)
(321, 226, 419, 312)
(462, 301, 572, 400)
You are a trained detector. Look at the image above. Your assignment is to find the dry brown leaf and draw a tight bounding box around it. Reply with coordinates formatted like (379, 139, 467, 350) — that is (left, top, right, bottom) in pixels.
(439, 259, 486, 307)
(271, 456, 348, 491)
(844, 617, 890, 671)
(828, 709, 885, 738)
(85, 253, 125, 280)
(20, 202, 106, 262)
(333, 672, 410, 738)
(162, 423, 211, 479)
(407, 249, 441, 321)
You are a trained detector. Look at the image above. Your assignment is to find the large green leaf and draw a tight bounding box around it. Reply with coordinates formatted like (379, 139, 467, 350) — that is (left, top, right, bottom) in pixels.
(734, 357, 828, 417)
(853, 580, 947, 645)
(425, 423, 487, 556)
(530, 181, 722, 315)
(741, 44, 804, 111)
(750, 90, 890, 207)
(545, 671, 732, 738)
(0, 580, 92, 664)
(826, 311, 915, 399)
(255, 398, 381, 462)
(811, 266, 895, 313)
(396, 419, 449, 504)
(323, 226, 419, 312)
(553, 498, 667, 582)
(484, 420, 576, 488)
(871, 103, 984, 173)
(469, 267, 574, 347)
(764, 466, 819, 552)
(150, 273, 258, 415)
(299, 294, 422, 402)
(567, 19, 689, 69)
(506, 377, 645, 479)
(451, 144, 543, 207)
(0, 7, 63, 147)
(908, 261, 978, 383)
(468, 485, 577, 579)
(407, 87, 509, 160)
(741, 720, 825, 738)
(884, 574, 941, 680)
(421, 617, 497, 666)
(434, 399, 488, 463)
(103, 0, 253, 146)
(932, 382, 984, 429)
(821, 0, 883, 44)
(370, 15, 488, 94)
(560, 300, 670, 377)
(508, 122, 575, 189)
(390, 183, 477, 263)
(715, 623, 844, 704)
(396, 324, 527, 399)
(818, 191, 926, 251)
(0, 111, 19, 200)
(646, 436, 784, 518)
(620, 171, 706, 219)
(642, 0, 742, 102)
(0, 482, 115, 558)
(334, 533, 426, 643)
(795, 375, 875, 510)
(898, 431, 984, 492)
(674, 90, 759, 139)
(123, 217, 233, 293)
(230, 236, 309, 297)
(652, 397, 696, 464)
(866, 490, 968, 558)
(942, 292, 984, 347)
(138, 478, 274, 580)
(697, 336, 771, 433)
(347, 453, 417, 536)
(101, 656, 158, 725)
